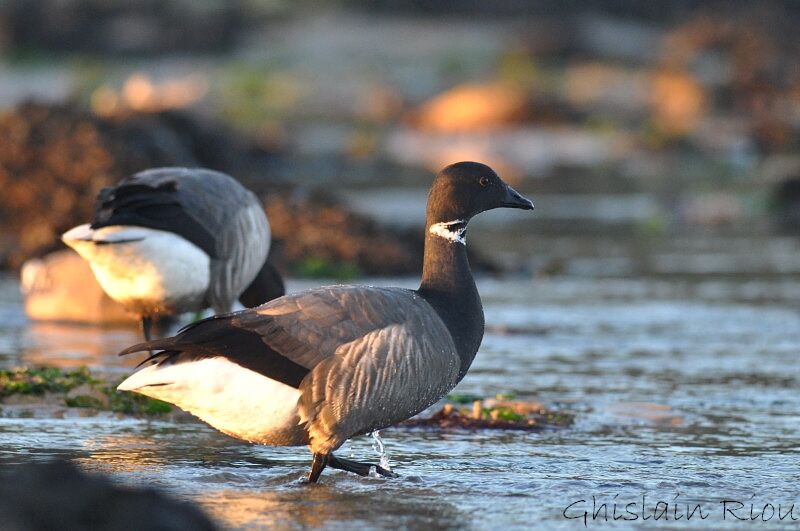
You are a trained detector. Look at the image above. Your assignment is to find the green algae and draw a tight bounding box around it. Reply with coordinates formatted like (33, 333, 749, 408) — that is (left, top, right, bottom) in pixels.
(0, 367, 97, 397)
(0, 367, 171, 416)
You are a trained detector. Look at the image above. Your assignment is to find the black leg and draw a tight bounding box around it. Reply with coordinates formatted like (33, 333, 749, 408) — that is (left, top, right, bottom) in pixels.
(328, 454, 397, 478)
(153, 315, 176, 337)
(141, 316, 153, 342)
(307, 453, 329, 483)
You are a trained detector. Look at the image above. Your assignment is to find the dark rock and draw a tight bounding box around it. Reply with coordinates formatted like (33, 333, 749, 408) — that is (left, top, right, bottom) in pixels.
(265, 191, 424, 277)
(0, 459, 217, 531)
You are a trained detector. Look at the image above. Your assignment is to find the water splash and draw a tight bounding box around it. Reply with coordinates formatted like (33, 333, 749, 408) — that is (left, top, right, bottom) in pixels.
(369, 430, 391, 471)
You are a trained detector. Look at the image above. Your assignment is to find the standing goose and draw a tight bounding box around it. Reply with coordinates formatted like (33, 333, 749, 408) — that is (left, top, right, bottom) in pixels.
(117, 162, 533, 482)
(62, 168, 284, 339)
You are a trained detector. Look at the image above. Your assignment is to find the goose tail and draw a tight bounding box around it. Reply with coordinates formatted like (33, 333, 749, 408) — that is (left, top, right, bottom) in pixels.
(118, 337, 179, 357)
(62, 224, 148, 246)
(117, 362, 169, 391)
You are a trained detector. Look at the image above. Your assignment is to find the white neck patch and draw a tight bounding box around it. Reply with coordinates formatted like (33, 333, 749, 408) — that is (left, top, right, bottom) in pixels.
(429, 219, 466, 245)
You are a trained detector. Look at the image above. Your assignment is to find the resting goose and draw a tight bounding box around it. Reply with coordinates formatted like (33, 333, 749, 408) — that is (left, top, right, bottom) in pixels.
(62, 168, 284, 339)
(117, 162, 533, 482)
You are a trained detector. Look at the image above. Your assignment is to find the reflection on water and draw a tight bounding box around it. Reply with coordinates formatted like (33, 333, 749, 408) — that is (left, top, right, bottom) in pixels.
(1, 275, 799, 528)
(200, 485, 469, 530)
(20, 322, 141, 372)
(0, 278, 141, 372)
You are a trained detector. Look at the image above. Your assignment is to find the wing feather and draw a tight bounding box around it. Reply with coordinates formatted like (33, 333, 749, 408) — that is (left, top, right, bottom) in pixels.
(299, 317, 459, 453)
(92, 168, 271, 311)
(120, 285, 460, 449)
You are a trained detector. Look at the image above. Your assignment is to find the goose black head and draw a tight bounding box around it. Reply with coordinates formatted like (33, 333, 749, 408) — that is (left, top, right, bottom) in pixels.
(427, 161, 534, 226)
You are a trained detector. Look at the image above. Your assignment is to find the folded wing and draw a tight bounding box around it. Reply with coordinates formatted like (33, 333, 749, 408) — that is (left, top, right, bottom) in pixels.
(93, 168, 271, 312)
(119, 285, 460, 450)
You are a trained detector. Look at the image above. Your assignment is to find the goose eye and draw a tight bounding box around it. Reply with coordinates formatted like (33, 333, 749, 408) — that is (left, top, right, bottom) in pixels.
(479, 177, 490, 188)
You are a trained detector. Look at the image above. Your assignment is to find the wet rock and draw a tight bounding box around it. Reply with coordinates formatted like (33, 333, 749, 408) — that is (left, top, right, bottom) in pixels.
(21, 249, 136, 325)
(0, 460, 217, 531)
(0, 366, 180, 419)
(1, 392, 51, 406)
(66, 383, 110, 409)
(265, 193, 424, 277)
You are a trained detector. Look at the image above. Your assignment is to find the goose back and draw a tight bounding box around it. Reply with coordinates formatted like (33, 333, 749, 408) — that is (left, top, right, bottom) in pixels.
(120, 285, 460, 452)
(92, 168, 270, 312)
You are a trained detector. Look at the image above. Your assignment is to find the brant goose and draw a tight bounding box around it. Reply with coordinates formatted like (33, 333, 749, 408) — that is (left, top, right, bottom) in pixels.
(117, 162, 533, 482)
(62, 168, 284, 339)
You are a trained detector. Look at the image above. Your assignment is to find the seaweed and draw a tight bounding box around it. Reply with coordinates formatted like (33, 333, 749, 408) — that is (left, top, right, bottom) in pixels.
(1, 368, 573, 430)
(446, 393, 483, 404)
(0, 367, 171, 416)
(402, 398, 574, 431)
(0, 367, 97, 397)
(100, 385, 172, 415)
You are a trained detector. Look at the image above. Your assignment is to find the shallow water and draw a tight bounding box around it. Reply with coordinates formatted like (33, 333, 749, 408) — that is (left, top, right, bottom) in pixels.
(1, 275, 799, 529)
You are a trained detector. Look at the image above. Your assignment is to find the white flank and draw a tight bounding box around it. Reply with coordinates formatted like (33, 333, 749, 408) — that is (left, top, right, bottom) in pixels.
(118, 357, 301, 443)
(62, 224, 210, 309)
(428, 219, 466, 244)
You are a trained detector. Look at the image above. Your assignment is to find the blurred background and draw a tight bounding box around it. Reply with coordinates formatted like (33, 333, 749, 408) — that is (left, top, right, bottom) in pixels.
(1, 4, 800, 528)
(2, 0, 800, 282)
